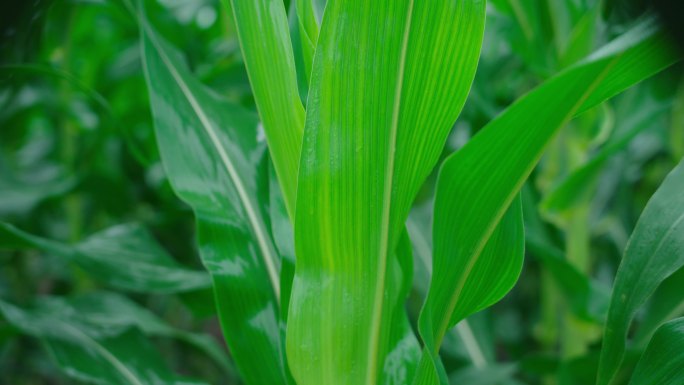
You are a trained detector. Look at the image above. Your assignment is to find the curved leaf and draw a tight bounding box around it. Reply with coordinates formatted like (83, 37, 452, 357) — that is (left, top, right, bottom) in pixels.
(416, 19, 678, 385)
(597, 160, 684, 385)
(629, 317, 684, 385)
(139, 16, 291, 385)
(633, 266, 684, 346)
(416, 197, 524, 384)
(0, 222, 211, 294)
(0, 297, 208, 385)
(287, 1, 486, 384)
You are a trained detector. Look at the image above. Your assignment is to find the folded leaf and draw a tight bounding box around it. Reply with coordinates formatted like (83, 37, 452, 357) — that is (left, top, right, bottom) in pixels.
(416, 19, 678, 385)
(597, 160, 684, 385)
(286, 1, 486, 384)
(629, 317, 684, 385)
(139, 16, 291, 385)
(295, 0, 319, 80)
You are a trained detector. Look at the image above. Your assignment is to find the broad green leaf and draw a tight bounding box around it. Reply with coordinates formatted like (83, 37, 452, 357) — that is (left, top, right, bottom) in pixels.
(287, 0, 486, 384)
(416, 197, 524, 384)
(139, 16, 291, 385)
(416, 19, 678, 385)
(227, 0, 305, 218)
(0, 297, 207, 385)
(629, 317, 684, 385)
(597, 160, 684, 385)
(0, 222, 211, 294)
(407, 210, 495, 367)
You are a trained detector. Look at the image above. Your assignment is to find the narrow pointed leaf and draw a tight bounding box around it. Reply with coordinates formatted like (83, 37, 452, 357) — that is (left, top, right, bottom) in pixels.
(629, 317, 684, 385)
(296, 0, 319, 80)
(287, 1, 486, 384)
(228, 0, 305, 217)
(0, 222, 211, 294)
(597, 160, 684, 385)
(0, 298, 207, 385)
(140, 17, 291, 385)
(416, 19, 678, 385)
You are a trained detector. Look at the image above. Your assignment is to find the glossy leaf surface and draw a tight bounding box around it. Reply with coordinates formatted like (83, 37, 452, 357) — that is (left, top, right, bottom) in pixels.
(228, 0, 305, 217)
(139, 16, 290, 385)
(597, 160, 684, 385)
(629, 317, 684, 385)
(287, 0, 484, 384)
(0, 295, 208, 385)
(287, 1, 486, 384)
(0, 222, 211, 294)
(417, 19, 678, 385)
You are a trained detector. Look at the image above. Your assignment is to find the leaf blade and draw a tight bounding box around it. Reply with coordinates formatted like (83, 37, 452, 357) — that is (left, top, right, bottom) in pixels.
(597, 160, 684, 385)
(287, 1, 486, 384)
(139, 16, 290, 385)
(416, 19, 678, 385)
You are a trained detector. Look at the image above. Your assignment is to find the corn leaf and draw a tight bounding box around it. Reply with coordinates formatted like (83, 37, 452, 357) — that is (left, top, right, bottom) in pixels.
(0, 222, 211, 294)
(295, 0, 319, 80)
(139, 17, 291, 385)
(286, 0, 486, 384)
(541, 89, 671, 220)
(633, 266, 684, 346)
(0, 296, 208, 385)
(228, 0, 305, 218)
(416, 19, 678, 385)
(629, 317, 684, 385)
(597, 159, 684, 385)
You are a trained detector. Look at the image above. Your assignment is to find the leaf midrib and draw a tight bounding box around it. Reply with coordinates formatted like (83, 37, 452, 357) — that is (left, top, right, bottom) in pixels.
(367, 1, 416, 383)
(59, 322, 144, 385)
(435, 55, 622, 348)
(143, 25, 281, 303)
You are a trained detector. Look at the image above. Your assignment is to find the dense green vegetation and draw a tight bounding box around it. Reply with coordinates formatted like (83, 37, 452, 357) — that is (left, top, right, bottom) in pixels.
(0, 0, 682, 384)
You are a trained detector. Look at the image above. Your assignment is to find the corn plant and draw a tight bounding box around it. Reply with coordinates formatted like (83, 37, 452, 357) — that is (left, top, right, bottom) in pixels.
(1, 0, 683, 384)
(138, 0, 683, 384)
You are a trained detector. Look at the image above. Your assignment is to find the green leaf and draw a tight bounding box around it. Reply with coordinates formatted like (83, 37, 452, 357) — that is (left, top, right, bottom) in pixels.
(633, 266, 684, 346)
(286, 0, 486, 384)
(295, 0, 319, 81)
(416, 197, 524, 384)
(541, 88, 671, 222)
(0, 296, 208, 385)
(0, 222, 211, 294)
(227, 0, 305, 218)
(60, 292, 235, 376)
(629, 317, 684, 385)
(139, 15, 291, 385)
(416, 19, 678, 385)
(597, 160, 684, 385)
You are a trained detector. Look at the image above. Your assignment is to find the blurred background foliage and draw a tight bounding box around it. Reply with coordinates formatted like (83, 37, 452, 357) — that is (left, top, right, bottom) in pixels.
(0, 0, 681, 384)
